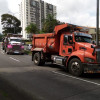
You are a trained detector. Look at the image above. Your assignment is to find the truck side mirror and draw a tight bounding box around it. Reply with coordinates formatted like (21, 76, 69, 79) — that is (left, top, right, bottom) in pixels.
(92, 40, 96, 45)
(22, 42, 25, 45)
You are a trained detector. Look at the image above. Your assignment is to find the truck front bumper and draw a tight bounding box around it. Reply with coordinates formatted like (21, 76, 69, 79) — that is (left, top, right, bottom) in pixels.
(83, 63, 100, 73)
(8, 49, 24, 54)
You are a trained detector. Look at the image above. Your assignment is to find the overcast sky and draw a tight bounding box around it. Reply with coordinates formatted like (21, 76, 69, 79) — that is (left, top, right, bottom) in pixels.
(0, 0, 98, 33)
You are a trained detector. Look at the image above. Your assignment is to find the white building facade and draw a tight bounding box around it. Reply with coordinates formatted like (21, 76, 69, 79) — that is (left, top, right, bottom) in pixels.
(19, 0, 56, 39)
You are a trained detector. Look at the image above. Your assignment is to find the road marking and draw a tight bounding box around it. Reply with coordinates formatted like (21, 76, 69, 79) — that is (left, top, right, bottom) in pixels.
(1, 50, 4, 54)
(1, 52, 4, 54)
(9, 57, 20, 62)
(52, 71, 100, 86)
(0, 47, 5, 54)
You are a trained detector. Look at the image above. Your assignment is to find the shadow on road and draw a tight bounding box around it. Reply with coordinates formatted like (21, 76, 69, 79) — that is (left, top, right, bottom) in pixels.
(82, 73, 100, 79)
(0, 76, 38, 100)
(42, 63, 100, 79)
(45, 63, 67, 71)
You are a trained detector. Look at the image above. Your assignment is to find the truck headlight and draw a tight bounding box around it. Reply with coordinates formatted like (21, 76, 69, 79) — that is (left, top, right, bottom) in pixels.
(85, 58, 95, 63)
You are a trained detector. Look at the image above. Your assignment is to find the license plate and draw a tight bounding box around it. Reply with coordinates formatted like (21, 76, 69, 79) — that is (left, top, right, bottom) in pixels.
(14, 51, 19, 53)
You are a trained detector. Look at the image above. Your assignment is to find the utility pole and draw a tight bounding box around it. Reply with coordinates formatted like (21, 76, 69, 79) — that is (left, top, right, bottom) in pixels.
(96, 0, 99, 46)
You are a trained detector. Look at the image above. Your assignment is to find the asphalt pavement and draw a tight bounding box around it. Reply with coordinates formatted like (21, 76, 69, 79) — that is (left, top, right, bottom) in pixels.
(0, 44, 100, 100)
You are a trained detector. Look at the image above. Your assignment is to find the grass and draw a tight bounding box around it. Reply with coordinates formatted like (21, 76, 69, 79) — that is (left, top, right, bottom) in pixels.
(24, 50, 32, 55)
(25, 42, 32, 45)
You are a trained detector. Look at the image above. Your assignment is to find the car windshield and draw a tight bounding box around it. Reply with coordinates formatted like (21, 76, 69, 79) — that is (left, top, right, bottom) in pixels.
(10, 39, 22, 42)
(75, 36, 92, 43)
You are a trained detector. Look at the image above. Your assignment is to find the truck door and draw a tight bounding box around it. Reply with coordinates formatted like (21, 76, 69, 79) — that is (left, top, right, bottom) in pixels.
(61, 35, 73, 56)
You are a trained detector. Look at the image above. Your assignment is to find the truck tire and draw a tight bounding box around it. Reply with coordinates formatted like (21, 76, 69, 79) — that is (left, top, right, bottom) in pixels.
(33, 52, 45, 66)
(68, 58, 83, 76)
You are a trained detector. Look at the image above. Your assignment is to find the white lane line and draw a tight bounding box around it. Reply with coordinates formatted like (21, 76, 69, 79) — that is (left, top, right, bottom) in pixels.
(52, 71, 100, 86)
(1, 50, 4, 54)
(0, 48, 4, 54)
(9, 57, 20, 62)
(1, 52, 4, 54)
(1, 47, 2, 50)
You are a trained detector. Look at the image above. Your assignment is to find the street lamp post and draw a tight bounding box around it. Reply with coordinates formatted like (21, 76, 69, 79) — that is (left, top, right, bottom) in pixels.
(96, 0, 99, 46)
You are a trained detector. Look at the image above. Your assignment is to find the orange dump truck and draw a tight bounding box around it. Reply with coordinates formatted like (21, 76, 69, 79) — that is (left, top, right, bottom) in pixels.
(31, 23, 100, 76)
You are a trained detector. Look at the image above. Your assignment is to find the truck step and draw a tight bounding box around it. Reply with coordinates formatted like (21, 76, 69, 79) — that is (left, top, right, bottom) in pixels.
(51, 55, 67, 65)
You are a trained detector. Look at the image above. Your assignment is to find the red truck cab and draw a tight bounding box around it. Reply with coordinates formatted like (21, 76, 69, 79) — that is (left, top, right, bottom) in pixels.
(31, 24, 100, 76)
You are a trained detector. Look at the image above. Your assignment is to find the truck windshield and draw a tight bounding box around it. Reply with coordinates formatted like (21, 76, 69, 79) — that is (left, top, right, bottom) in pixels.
(10, 39, 22, 42)
(75, 36, 91, 43)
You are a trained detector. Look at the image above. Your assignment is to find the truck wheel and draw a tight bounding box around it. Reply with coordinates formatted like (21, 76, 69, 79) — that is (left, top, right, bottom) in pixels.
(33, 52, 45, 66)
(68, 58, 83, 76)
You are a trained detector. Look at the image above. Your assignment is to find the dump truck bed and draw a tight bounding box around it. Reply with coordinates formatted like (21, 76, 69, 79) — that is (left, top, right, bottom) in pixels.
(32, 33, 60, 53)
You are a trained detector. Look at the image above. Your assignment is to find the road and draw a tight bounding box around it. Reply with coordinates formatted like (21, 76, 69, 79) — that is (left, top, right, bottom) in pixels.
(0, 44, 100, 100)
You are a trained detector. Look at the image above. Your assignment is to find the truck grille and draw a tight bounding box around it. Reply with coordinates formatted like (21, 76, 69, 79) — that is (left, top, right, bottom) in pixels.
(12, 45, 21, 51)
(97, 50, 100, 63)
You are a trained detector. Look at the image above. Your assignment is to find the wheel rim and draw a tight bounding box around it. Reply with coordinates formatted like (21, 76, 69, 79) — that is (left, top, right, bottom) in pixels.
(71, 62, 80, 73)
(34, 55, 38, 64)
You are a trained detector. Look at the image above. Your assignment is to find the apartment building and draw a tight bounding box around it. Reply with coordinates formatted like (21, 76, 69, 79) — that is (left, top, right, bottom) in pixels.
(19, 0, 56, 39)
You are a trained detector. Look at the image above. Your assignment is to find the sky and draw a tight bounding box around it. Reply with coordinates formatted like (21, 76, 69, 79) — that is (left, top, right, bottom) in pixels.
(0, 0, 98, 33)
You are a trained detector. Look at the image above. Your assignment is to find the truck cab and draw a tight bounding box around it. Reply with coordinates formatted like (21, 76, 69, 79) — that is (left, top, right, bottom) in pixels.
(59, 31, 100, 75)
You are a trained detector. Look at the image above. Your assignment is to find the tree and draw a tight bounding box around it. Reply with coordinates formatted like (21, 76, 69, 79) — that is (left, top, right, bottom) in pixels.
(25, 23, 38, 34)
(0, 34, 4, 42)
(1, 14, 22, 34)
(42, 14, 64, 33)
(25, 23, 38, 40)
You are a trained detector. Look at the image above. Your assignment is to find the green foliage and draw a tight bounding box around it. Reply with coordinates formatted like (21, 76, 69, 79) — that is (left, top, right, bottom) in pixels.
(42, 14, 64, 33)
(0, 34, 4, 42)
(25, 23, 38, 34)
(1, 14, 22, 34)
(39, 30, 44, 34)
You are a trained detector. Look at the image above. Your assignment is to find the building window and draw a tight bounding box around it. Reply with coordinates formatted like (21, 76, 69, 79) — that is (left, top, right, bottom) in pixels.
(31, 1, 36, 6)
